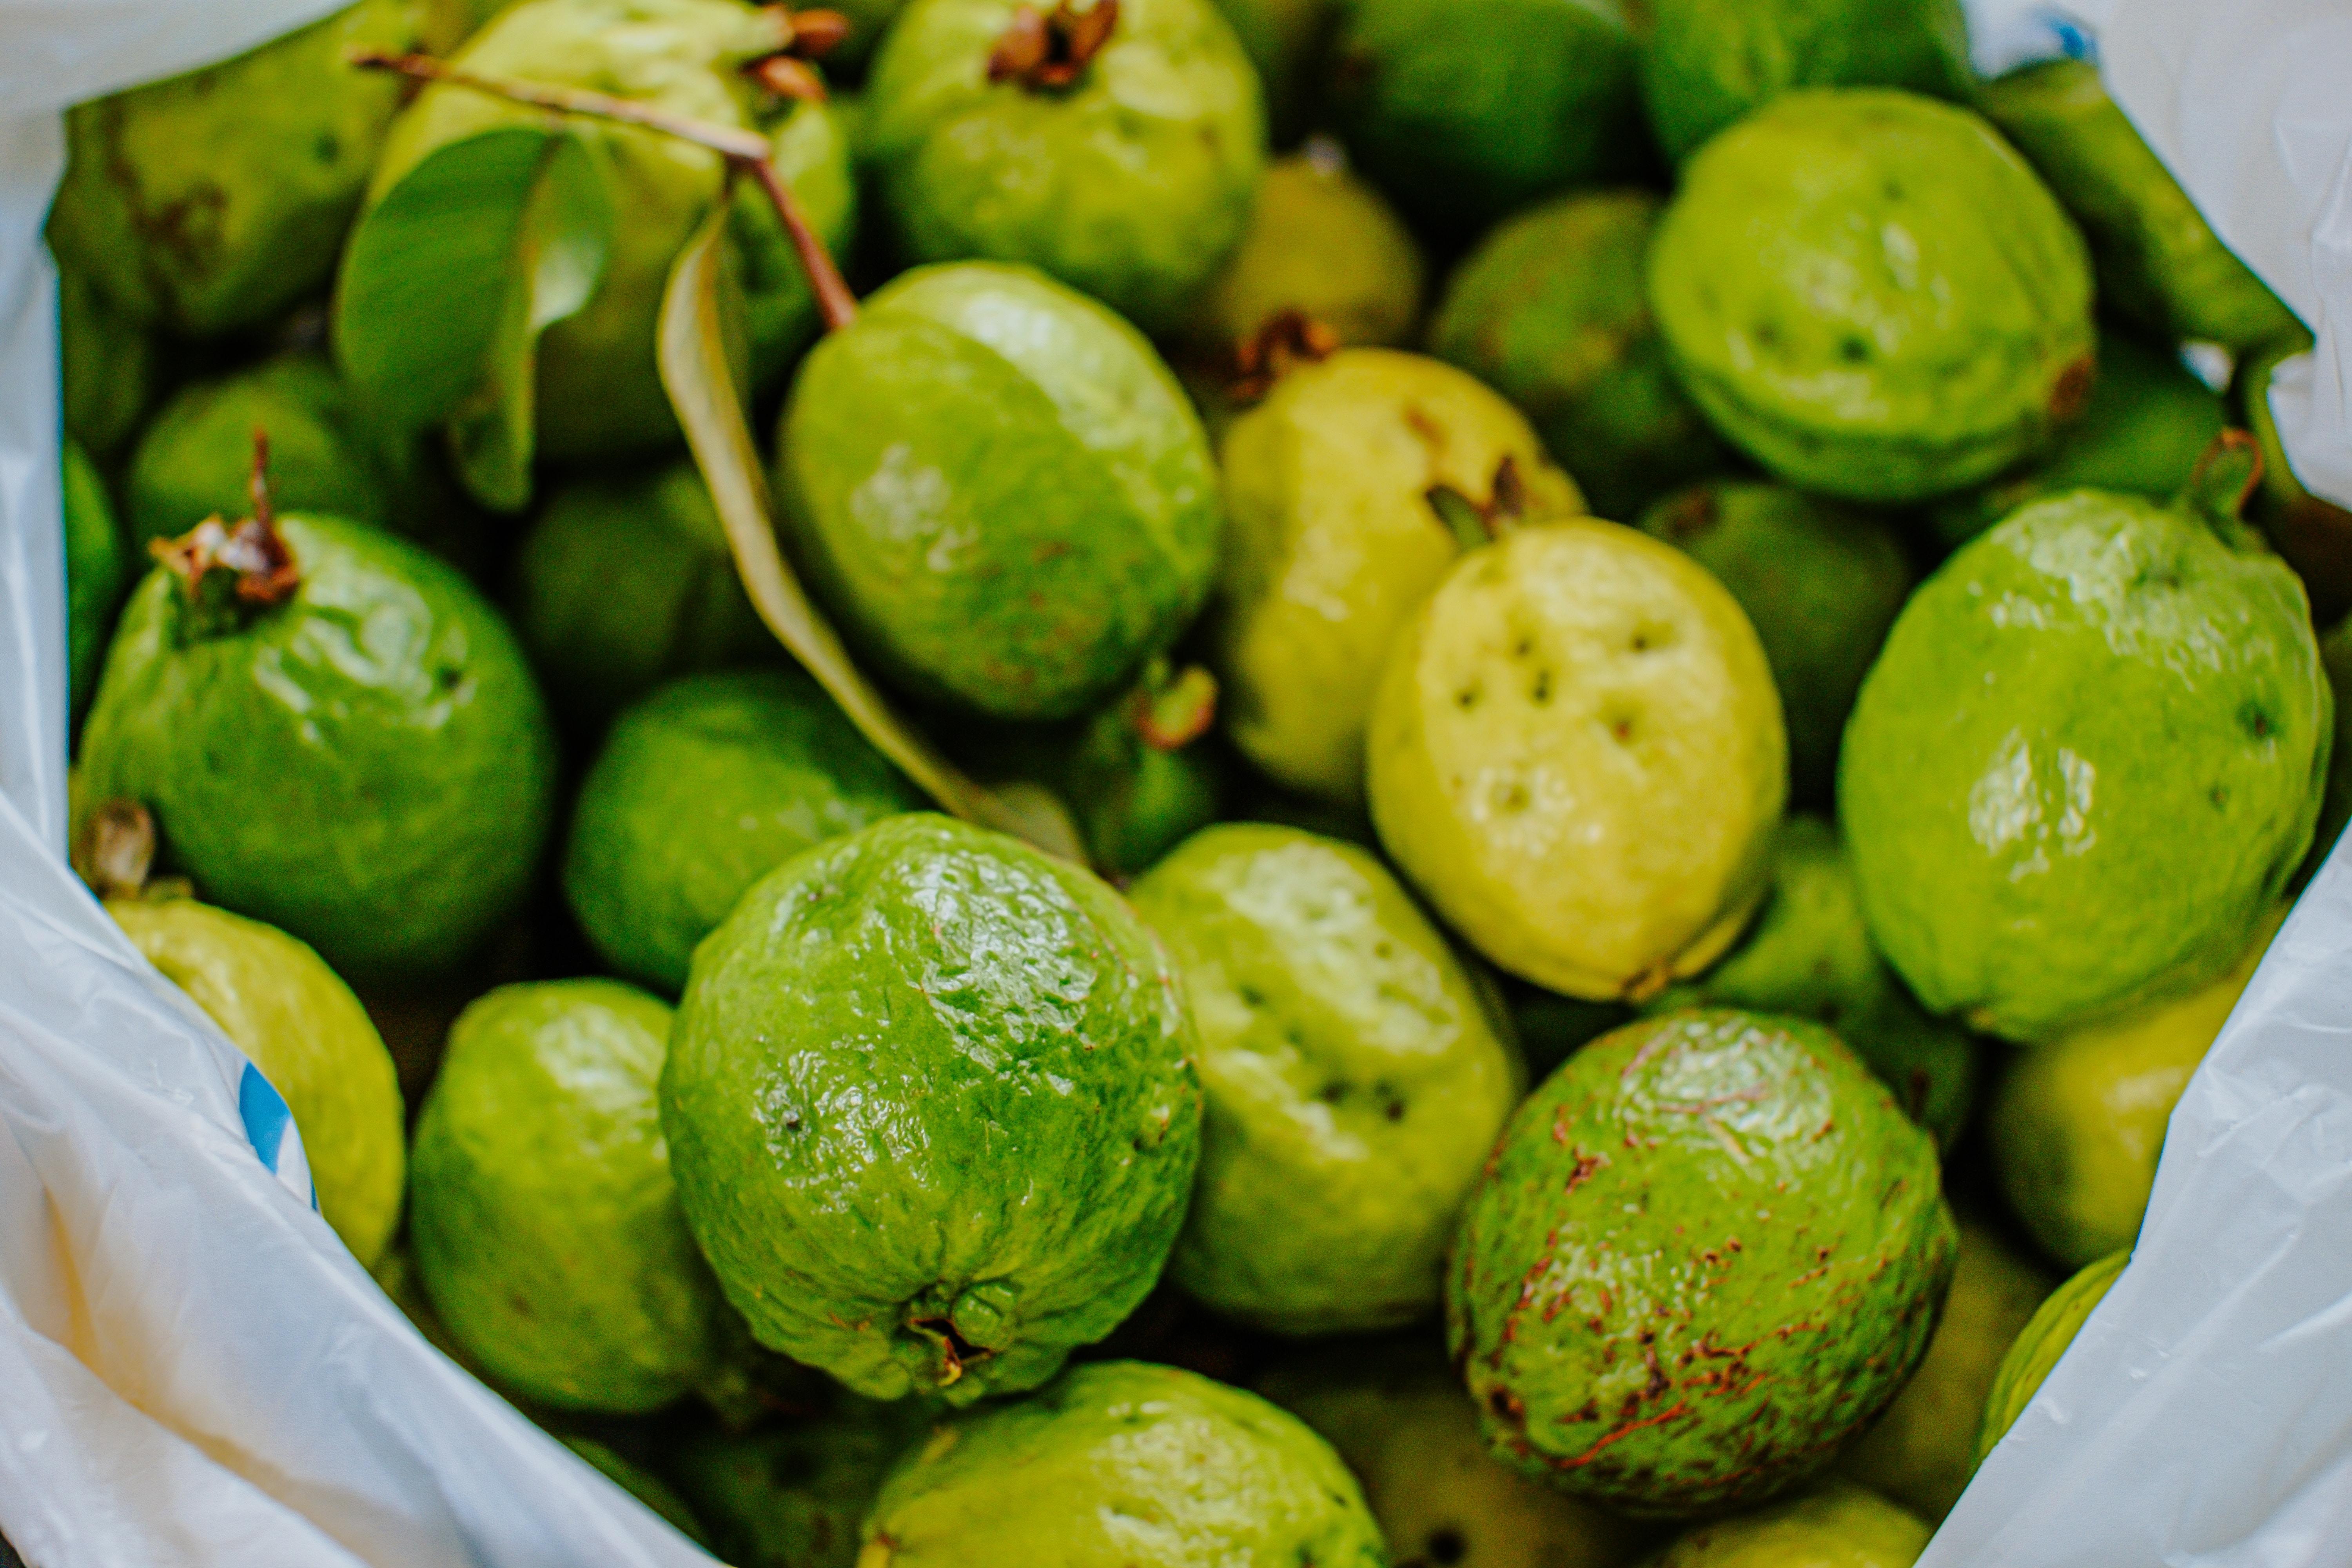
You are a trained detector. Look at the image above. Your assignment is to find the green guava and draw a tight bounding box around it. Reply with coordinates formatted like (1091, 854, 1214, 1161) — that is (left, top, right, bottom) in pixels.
(1366, 520, 1785, 1001)
(1448, 1009, 1956, 1515)
(410, 979, 737, 1414)
(1973, 1248, 2129, 1464)
(64, 439, 130, 724)
(1839, 485, 2330, 1043)
(859, 1361, 1386, 1567)
(510, 461, 776, 729)
(1644, 817, 1979, 1150)
(58, 265, 154, 457)
(1127, 823, 1521, 1333)
(669, 1398, 932, 1568)
(1205, 0, 1333, 143)
(661, 813, 1203, 1404)
(778, 262, 1223, 721)
(1426, 190, 1734, 523)
(563, 1438, 710, 1544)
(1326, 0, 1646, 235)
(1646, 1480, 1931, 1568)
(1649, 89, 2095, 504)
(2240, 337, 2352, 625)
(1978, 59, 2302, 355)
(1636, 484, 1914, 803)
(1633, 0, 1974, 164)
(109, 894, 407, 1268)
(1210, 348, 1586, 807)
(46, 0, 423, 336)
(864, 0, 1264, 334)
(78, 514, 559, 980)
(564, 668, 925, 994)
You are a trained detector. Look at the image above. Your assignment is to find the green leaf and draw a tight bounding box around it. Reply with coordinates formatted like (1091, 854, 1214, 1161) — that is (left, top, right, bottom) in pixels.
(655, 196, 1089, 864)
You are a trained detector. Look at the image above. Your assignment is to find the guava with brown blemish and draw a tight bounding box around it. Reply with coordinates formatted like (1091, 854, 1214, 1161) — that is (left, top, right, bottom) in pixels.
(1446, 1009, 1956, 1517)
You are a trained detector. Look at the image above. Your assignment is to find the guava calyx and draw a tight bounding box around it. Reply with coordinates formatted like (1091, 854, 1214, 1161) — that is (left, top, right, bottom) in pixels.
(988, 0, 1119, 92)
(1229, 309, 1338, 401)
(1424, 455, 1527, 552)
(150, 430, 300, 630)
(903, 1279, 1020, 1387)
(744, 7, 851, 103)
(2051, 354, 2098, 424)
(1132, 661, 1219, 751)
(73, 800, 156, 902)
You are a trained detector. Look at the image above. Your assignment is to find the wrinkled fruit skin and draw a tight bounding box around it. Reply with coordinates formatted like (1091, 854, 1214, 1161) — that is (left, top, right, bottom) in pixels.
(780, 263, 1223, 722)
(1129, 824, 1522, 1334)
(866, 0, 1264, 334)
(1840, 490, 2330, 1043)
(1367, 521, 1785, 1000)
(78, 515, 560, 981)
(64, 439, 129, 724)
(860, 1361, 1386, 1567)
(1448, 1010, 1957, 1517)
(564, 668, 925, 995)
(1212, 348, 1584, 807)
(1647, 1479, 1932, 1568)
(671, 1397, 931, 1568)
(662, 814, 1203, 1404)
(410, 980, 733, 1413)
(1428, 190, 1731, 522)
(47, 0, 420, 336)
(1973, 1248, 2129, 1465)
(1185, 150, 1428, 357)
(1650, 89, 2095, 504)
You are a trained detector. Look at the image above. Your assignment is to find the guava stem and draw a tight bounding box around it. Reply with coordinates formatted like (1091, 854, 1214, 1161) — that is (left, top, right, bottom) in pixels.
(2183, 428, 2266, 548)
(746, 159, 860, 331)
(1134, 665, 1218, 750)
(150, 430, 300, 611)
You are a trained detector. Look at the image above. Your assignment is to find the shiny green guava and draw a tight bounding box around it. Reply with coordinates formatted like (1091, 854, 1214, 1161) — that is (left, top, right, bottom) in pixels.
(1633, 0, 1974, 164)
(1447, 1009, 1956, 1516)
(1839, 487, 2330, 1043)
(859, 1361, 1386, 1567)
(670, 1397, 932, 1568)
(1647, 1480, 1931, 1568)
(662, 813, 1203, 1404)
(77, 515, 559, 980)
(1978, 59, 2302, 356)
(510, 460, 775, 730)
(1127, 823, 1521, 1334)
(1205, 0, 1333, 143)
(563, 1439, 710, 1545)
(2241, 338, 2352, 627)
(564, 668, 925, 995)
(58, 266, 154, 458)
(1972, 1247, 2128, 1465)
(1644, 817, 1979, 1151)
(1211, 348, 1586, 808)
(865, 0, 1264, 335)
(778, 262, 1223, 722)
(1326, 0, 1646, 236)
(1636, 484, 1915, 804)
(1649, 89, 2095, 505)
(1427, 190, 1733, 523)
(109, 895, 407, 1269)
(46, 0, 422, 337)
(1837, 1217, 2054, 1521)
(410, 979, 737, 1414)
(64, 439, 130, 724)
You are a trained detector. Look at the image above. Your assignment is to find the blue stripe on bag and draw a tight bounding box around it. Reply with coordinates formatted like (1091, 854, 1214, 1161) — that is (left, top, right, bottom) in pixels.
(238, 1062, 318, 1211)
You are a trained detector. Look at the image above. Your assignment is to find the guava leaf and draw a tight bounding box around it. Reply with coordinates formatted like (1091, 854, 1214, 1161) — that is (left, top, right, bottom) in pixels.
(655, 199, 1090, 864)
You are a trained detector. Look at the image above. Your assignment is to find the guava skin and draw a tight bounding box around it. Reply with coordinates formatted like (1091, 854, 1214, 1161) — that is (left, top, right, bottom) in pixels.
(562, 1439, 710, 1545)
(1205, 0, 1331, 144)
(1185, 150, 1428, 357)
(46, 0, 421, 337)
(1127, 823, 1521, 1334)
(1839, 490, 2330, 1044)
(1426, 191, 1733, 523)
(1973, 1247, 2128, 1465)
(1447, 1010, 1957, 1517)
(64, 439, 130, 724)
(670, 1398, 931, 1568)
(1649, 89, 2096, 505)
(410, 980, 733, 1414)
(77, 515, 559, 982)
(779, 263, 1223, 722)
(864, 0, 1265, 335)
(662, 814, 1203, 1405)
(860, 1361, 1387, 1568)
(563, 668, 926, 995)
(59, 266, 154, 458)
(1647, 1480, 1931, 1568)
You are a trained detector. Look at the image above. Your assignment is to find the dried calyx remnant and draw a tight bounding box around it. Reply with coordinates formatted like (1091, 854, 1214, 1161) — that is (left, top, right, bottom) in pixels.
(72, 800, 161, 902)
(988, 0, 1118, 90)
(1228, 309, 1337, 402)
(1426, 456, 1529, 552)
(154, 430, 302, 626)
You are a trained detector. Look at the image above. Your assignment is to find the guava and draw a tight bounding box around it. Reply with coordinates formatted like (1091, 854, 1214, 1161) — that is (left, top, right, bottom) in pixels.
(1037, 660, 1228, 877)
(858, 1361, 1385, 1567)
(1973, 1248, 2129, 1465)
(109, 894, 406, 1268)
(2239, 338, 2352, 625)
(409, 979, 738, 1414)
(1210, 348, 1585, 807)
(1633, 0, 1974, 164)
(661, 813, 1203, 1404)
(1993, 907, 2286, 1269)
(564, 668, 925, 995)
(1839, 481, 2330, 1043)
(1644, 817, 1978, 1150)
(510, 461, 777, 730)
(1649, 89, 2095, 504)
(1326, 0, 1646, 235)
(1426, 190, 1733, 522)
(778, 262, 1222, 721)
(1838, 1218, 2054, 1520)
(58, 265, 154, 458)
(864, 0, 1264, 334)
(670, 1398, 932, 1568)
(64, 439, 130, 724)
(1448, 1009, 1956, 1515)
(78, 512, 559, 980)
(1636, 484, 1914, 804)
(1366, 520, 1785, 1001)
(46, 0, 423, 336)
(1646, 1481, 1931, 1568)
(1205, 0, 1332, 143)
(1978, 58, 2302, 355)
(563, 1438, 710, 1544)
(1128, 823, 1521, 1333)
